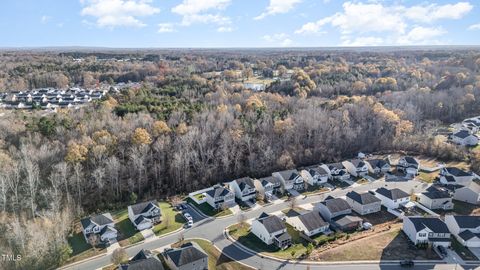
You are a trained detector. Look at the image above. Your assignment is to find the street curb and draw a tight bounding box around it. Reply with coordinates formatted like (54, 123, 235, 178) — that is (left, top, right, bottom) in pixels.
(155, 226, 184, 238)
(58, 252, 108, 270)
(186, 202, 210, 219)
(223, 228, 446, 266)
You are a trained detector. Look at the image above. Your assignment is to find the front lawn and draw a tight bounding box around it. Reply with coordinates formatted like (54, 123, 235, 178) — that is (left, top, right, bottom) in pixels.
(186, 198, 232, 217)
(113, 209, 144, 246)
(228, 223, 308, 259)
(66, 230, 106, 264)
(153, 202, 186, 236)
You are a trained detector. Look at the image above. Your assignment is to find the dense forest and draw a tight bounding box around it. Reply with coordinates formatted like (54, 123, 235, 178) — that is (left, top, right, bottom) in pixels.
(0, 48, 480, 269)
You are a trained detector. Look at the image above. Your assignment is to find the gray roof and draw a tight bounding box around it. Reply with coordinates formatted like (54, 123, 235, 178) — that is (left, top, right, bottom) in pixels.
(451, 216, 480, 229)
(275, 169, 300, 181)
(333, 215, 362, 227)
(346, 191, 381, 205)
(458, 230, 480, 241)
(327, 163, 345, 170)
(350, 159, 366, 168)
(459, 182, 480, 193)
(164, 243, 208, 267)
(206, 186, 231, 198)
(453, 130, 472, 139)
(259, 176, 281, 187)
(129, 201, 160, 216)
(321, 198, 351, 213)
(366, 159, 389, 169)
(120, 257, 164, 270)
(80, 213, 113, 229)
(257, 213, 286, 233)
(407, 217, 450, 234)
(422, 186, 451, 200)
(443, 167, 472, 177)
(297, 211, 329, 231)
(375, 187, 409, 200)
(401, 156, 418, 165)
(234, 177, 255, 191)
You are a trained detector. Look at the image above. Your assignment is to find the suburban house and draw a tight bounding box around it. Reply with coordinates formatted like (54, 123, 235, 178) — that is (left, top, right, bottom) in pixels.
(445, 215, 480, 247)
(163, 242, 209, 270)
(254, 176, 282, 200)
(286, 211, 329, 237)
(453, 182, 480, 205)
(450, 130, 479, 146)
(251, 212, 292, 249)
(439, 167, 475, 186)
(402, 216, 451, 247)
(342, 159, 369, 177)
(366, 159, 391, 175)
(374, 187, 410, 209)
(301, 166, 329, 186)
(205, 185, 235, 210)
(397, 156, 420, 177)
(416, 186, 454, 210)
(80, 213, 117, 244)
(120, 249, 165, 270)
(272, 169, 305, 191)
(345, 191, 382, 215)
(315, 197, 352, 221)
(326, 163, 351, 181)
(128, 201, 162, 231)
(229, 177, 257, 202)
(332, 215, 363, 231)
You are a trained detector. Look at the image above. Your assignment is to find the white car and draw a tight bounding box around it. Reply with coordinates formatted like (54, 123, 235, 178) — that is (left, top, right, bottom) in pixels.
(183, 212, 192, 220)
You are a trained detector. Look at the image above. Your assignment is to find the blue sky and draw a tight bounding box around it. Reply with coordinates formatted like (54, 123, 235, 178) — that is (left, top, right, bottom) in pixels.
(1, 0, 480, 48)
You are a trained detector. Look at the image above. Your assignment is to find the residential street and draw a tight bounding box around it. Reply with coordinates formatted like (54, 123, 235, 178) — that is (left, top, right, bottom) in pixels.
(62, 179, 472, 270)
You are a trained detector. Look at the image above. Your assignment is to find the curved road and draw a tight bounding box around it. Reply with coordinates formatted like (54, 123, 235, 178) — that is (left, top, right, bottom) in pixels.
(62, 179, 470, 270)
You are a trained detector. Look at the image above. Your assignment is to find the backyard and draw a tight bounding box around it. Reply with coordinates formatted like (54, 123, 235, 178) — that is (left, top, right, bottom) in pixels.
(186, 198, 233, 217)
(113, 209, 144, 247)
(66, 226, 106, 264)
(153, 202, 186, 236)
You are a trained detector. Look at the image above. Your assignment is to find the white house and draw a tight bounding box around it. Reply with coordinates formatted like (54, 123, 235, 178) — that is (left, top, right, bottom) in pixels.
(346, 191, 382, 215)
(286, 211, 329, 237)
(366, 159, 391, 175)
(417, 186, 453, 210)
(80, 213, 117, 244)
(397, 156, 420, 178)
(453, 182, 480, 205)
(439, 167, 475, 186)
(451, 130, 479, 146)
(326, 163, 350, 181)
(251, 212, 292, 249)
(128, 201, 162, 231)
(301, 166, 328, 186)
(402, 216, 451, 247)
(445, 215, 480, 247)
(272, 169, 305, 191)
(205, 185, 235, 210)
(254, 176, 282, 200)
(374, 187, 410, 209)
(342, 159, 369, 177)
(229, 177, 257, 202)
(314, 197, 352, 221)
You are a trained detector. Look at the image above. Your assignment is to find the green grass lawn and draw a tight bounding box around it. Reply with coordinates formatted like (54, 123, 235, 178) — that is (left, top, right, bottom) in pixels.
(186, 198, 233, 217)
(228, 223, 308, 259)
(451, 237, 478, 261)
(418, 171, 438, 183)
(153, 202, 186, 236)
(66, 231, 106, 264)
(113, 209, 144, 247)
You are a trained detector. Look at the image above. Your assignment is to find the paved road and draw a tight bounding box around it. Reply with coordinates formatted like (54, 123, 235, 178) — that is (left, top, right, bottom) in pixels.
(63, 179, 458, 270)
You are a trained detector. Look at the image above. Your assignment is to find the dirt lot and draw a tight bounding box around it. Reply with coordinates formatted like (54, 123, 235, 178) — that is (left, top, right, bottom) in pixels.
(310, 224, 440, 261)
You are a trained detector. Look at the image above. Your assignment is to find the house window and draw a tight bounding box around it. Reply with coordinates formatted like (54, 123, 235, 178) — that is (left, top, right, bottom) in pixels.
(419, 233, 426, 237)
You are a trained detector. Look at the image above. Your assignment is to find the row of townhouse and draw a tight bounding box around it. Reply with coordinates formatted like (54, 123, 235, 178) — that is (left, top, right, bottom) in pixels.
(80, 200, 162, 245)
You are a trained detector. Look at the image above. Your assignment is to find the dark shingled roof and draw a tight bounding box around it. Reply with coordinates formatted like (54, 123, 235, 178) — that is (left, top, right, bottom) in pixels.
(164, 243, 208, 267)
(275, 231, 292, 242)
(297, 211, 329, 231)
(346, 191, 381, 205)
(375, 187, 409, 200)
(321, 198, 351, 213)
(327, 163, 345, 170)
(257, 213, 286, 233)
(421, 186, 451, 200)
(206, 186, 231, 198)
(129, 201, 160, 216)
(366, 159, 389, 169)
(407, 217, 450, 234)
(350, 159, 366, 168)
(234, 177, 255, 191)
(259, 176, 281, 187)
(453, 130, 472, 139)
(452, 216, 480, 229)
(443, 167, 472, 177)
(120, 257, 164, 270)
(80, 213, 113, 229)
(333, 215, 363, 227)
(402, 156, 418, 165)
(130, 249, 153, 261)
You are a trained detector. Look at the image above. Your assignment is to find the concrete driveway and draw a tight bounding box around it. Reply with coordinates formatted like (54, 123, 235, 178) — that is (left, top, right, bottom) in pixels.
(140, 228, 155, 241)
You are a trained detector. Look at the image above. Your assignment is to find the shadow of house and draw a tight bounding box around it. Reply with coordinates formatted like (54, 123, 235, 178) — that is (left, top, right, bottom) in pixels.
(380, 230, 440, 261)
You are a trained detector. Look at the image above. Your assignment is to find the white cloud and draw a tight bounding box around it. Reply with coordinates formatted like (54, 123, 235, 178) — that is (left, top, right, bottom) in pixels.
(294, 17, 331, 34)
(255, 0, 302, 20)
(217, 26, 233, 32)
(158, 23, 175, 33)
(396, 26, 446, 45)
(172, 0, 231, 26)
(341, 36, 384, 46)
(468, 24, 480, 30)
(263, 33, 293, 47)
(405, 2, 473, 23)
(80, 0, 160, 28)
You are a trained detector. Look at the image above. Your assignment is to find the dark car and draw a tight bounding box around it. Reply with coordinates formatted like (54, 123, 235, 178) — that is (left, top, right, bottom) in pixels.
(399, 260, 414, 267)
(437, 245, 448, 257)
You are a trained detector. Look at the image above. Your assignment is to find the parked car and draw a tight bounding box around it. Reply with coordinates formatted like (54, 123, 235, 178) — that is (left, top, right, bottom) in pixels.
(437, 246, 448, 257)
(183, 212, 192, 220)
(176, 204, 187, 211)
(399, 260, 414, 267)
(362, 222, 373, 230)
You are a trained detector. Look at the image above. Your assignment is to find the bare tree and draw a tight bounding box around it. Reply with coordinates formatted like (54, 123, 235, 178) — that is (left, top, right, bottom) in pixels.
(111, 247, 128, 265)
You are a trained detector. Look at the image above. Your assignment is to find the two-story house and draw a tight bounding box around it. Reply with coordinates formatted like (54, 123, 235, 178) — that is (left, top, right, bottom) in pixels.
(342, 159, 369, 177)
(453, 182, 480, 205)
(286, 211, 329, 237)
(80, 213, 117, 244)
(417, 186, 453, 210)
(439, 167, 475, 186)
(301, 166, 329, 186)
(346, 191, 382, 215)
(314, 196, 352, 221)
(251, 212, 292, 249)
(254, 176, 282, 200)
(366, 159, 391, 175)
(128, 201, 162, 231)
(450, 130, 479, 146)
(445, 215, 480, 247)
(272, 169, 305, 192)
(205, 185, 235, 210)
(163, 242, 208, 270)
(374, 187, 410, 209)
(397, 156, 420, 178)
(229, 177, 257, 202)
(120, 249, 165, 270)
(326, 163, 350, 181)
(402, 216, 451, 247)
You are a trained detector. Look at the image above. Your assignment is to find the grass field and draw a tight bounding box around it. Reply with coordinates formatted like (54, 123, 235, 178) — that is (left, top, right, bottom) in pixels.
(153, 202, 186, 236)
(113, 209, 144, 246)
(186, 198, 232, 217)
(66, 230, 106, 264)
